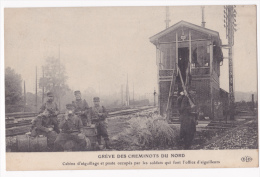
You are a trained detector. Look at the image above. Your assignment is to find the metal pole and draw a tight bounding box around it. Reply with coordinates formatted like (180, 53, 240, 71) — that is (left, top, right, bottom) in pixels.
(252, 94, 254, 112)
(58, 45, 61, 110)
(176, 32, 178, 68)
(154, 89, 156, 107)
(189, 30, 192, 73)
(227, 6, 235, 120)
(121, 84, 123, 106)
(133, 83, 134, 107)
(42, 66, 44, 104)
(35, 66, 37, 112)
(24, 81, 26, 112)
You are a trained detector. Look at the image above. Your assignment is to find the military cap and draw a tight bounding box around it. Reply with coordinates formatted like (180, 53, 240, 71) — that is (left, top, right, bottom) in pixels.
(47, 92, 54, 97)
(74, 90, 81, 95)
(93, 97, 100, 102)
(66, 104, 75, 110)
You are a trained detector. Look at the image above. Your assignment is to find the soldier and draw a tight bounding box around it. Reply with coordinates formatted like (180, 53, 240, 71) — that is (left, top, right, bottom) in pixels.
(40, 91, 59, 118)
(90, 97, 111, 149)
(30, 109, 60, 150)
(72, 90, 91, 126)
(177, 89, 197, 150)
(54, 104, 86, 151)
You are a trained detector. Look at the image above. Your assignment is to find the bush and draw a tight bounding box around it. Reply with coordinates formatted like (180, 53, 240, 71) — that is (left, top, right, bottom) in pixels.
(111, 115, 179, 150)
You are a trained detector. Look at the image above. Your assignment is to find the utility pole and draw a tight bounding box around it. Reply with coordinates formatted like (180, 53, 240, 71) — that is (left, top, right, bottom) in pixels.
(252, 94, 255, 113)
(154, 88, 157, 107)
(42, 66, 45, 104)
(58, 45, 61, 110)
(224, 5, 237, 120)
(121, 84, 123, 106)
(165, 6, 171, 29)
(133, 83, 135, 107)
(24, 81, 26, 112)
(35, 66, 38, 112)
(126, 74, 129, 106)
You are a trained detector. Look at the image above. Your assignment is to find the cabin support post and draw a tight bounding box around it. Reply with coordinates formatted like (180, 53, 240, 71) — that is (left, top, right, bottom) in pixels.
(156, 45, 161, 115)
(209, 42, 214, 119)
(189, 31, 192, 72)
(176, 33, 178, 67)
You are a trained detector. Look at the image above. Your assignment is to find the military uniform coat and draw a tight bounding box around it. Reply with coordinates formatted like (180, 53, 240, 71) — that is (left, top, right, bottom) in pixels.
(30, 114, 59, 149)
(40, 101, 59, 116)
(90, 105, 109, 141)
(177, 95, 196, 149)
(59, 114, 83, 133)
(54, 114, 86, 151)
(72, 99, 90, 126)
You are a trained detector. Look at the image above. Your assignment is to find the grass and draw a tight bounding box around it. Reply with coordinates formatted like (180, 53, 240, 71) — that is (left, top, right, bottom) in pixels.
(111, 114, 179, 150)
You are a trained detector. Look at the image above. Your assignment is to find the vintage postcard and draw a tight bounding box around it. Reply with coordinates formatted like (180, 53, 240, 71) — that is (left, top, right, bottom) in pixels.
(3, 4, 259, 171)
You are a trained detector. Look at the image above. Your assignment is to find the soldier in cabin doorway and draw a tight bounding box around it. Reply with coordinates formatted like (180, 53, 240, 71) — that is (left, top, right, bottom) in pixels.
(90, 97, 111, 149)
(72, 90, 91, 126)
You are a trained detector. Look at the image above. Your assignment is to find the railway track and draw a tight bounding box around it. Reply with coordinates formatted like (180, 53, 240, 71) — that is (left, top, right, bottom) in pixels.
(193, 116, 257, 150)
(6, 106, 156, 137)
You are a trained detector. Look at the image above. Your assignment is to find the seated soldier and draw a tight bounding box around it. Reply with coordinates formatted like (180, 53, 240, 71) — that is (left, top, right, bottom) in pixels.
(54, 104, 86, 151)
(30, 109, 60, 150)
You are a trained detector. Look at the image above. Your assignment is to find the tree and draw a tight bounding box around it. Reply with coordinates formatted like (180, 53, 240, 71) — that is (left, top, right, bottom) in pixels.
(5, 67, 23, 112)
(39, 57, 69, 109)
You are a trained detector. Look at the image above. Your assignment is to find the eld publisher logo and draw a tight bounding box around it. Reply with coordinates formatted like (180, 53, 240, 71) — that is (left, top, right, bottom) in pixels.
(241, 156, 252, 162)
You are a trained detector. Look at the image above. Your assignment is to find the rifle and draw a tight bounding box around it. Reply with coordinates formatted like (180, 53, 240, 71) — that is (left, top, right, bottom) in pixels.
(177, 66, 196, 109)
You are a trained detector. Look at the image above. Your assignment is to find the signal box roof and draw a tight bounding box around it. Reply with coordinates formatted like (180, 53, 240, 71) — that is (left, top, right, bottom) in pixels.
(150, 20, 222, 45)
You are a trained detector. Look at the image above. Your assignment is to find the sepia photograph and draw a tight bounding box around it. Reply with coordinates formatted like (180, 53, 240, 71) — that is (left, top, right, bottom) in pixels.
(2, 3, 259, 171)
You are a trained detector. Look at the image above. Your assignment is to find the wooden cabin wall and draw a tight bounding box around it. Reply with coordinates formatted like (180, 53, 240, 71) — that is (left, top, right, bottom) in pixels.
(159, 81, 171, 115)
(157, 39, 223, 118)
(158, 43, 176, 69)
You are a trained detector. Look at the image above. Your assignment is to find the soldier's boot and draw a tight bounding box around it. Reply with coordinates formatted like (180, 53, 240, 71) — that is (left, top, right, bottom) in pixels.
(105, 139, 111, 149)
(97, 136, 102, 145)
(97, 136, 104, 150)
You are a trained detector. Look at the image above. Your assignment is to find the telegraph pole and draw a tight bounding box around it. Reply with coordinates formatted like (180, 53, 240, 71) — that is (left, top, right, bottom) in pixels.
(224, 5, 237, 120)
(133, 83, 135, 107)
(35, 66, 38, 112)
(121, 84, 123, 106)
(58, 45, 61, 110)
(153, 88, 157, 107)
(42, 66, 45, 104)
(126, 74, 129, 106)
(24, 81, 26, 112)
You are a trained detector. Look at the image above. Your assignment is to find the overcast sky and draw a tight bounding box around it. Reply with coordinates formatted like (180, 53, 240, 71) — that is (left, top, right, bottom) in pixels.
(4, 5, 257, 97)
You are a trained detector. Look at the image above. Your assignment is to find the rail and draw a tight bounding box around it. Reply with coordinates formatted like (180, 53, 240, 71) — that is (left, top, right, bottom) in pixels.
(6, 106, 156, 137)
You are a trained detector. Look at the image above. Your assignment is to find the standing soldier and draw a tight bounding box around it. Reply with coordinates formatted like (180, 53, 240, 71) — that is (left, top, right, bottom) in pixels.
(90, 97, 111, 149)
(30, 109, 60, 150)
(54, 104, 86, 151)
(72, 90, 91, 126)
(40, 91, 59, 119)
(177, 89, 197, 150)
